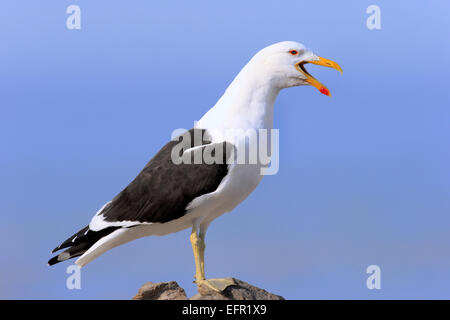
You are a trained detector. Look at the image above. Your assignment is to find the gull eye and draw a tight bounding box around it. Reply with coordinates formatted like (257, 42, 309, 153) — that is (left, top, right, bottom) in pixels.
(289, 50, 299, 56)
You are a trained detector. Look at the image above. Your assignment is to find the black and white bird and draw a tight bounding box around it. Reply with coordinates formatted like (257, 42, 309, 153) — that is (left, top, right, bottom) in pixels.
(49, 41, 342, 292)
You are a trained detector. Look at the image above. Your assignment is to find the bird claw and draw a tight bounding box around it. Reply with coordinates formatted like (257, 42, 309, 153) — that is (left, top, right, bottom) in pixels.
(196, 277, 236, 293)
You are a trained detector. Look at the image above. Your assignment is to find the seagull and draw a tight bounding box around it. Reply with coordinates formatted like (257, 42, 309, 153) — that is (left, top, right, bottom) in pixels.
(49, 41, 342, 292)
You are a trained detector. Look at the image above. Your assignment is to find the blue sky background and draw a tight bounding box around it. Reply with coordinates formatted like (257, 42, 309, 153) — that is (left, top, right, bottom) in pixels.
(1, 1, 449, 299)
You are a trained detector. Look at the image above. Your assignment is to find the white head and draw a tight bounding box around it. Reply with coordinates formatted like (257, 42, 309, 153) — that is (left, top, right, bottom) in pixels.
(242, 41, 342, 96)
(197, 41, 343, 131)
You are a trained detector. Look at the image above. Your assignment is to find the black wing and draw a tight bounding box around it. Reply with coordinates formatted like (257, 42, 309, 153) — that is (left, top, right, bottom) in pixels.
(49, 128, 233, 265)
(100, 128, 232, 224)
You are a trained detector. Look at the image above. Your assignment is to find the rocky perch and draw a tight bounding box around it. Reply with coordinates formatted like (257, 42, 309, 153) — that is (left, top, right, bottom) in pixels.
(132, 278, 284, 300)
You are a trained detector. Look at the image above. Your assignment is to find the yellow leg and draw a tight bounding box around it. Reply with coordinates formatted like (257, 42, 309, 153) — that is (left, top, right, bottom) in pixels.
(190, 228, 235, 292)
(190, 228, 205, 281)
(198, 231, 206, 277)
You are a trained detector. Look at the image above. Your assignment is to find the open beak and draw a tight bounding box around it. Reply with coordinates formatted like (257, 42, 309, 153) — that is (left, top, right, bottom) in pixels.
(295, 56, 343, 97)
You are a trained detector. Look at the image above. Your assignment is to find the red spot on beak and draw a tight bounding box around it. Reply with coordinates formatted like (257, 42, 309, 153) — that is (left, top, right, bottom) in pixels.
(319, 87, 330, 96)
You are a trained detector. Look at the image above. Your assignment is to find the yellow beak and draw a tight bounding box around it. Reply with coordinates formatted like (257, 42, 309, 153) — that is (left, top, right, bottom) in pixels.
(296, 56, 343, 97)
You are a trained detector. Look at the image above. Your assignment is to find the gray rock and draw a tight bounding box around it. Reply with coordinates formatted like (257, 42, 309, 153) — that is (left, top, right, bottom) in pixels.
(132, 281, 187, 300)
(191, 278, 284, 300)
(133, 278, 284, 300)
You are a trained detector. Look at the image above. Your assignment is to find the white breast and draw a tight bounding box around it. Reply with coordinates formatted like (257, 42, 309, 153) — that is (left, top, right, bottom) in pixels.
(185, 51, 283, 225)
